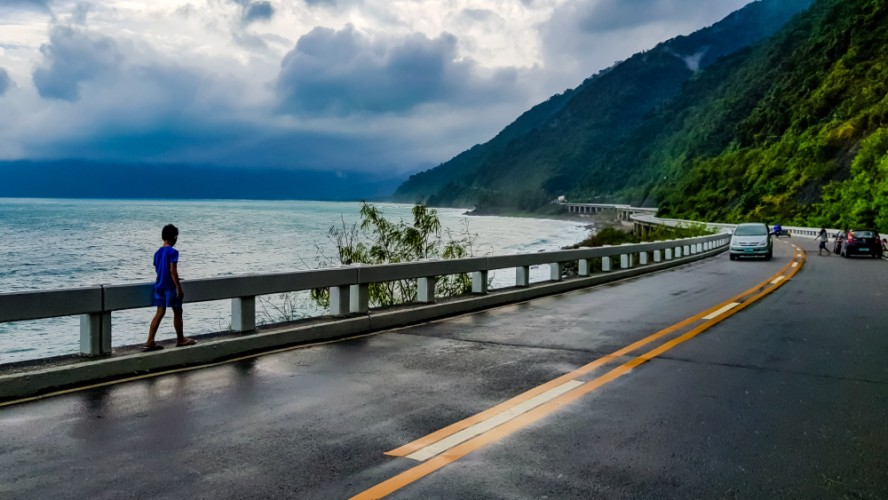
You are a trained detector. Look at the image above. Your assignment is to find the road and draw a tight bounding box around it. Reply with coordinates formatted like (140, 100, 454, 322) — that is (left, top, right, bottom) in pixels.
(1, 238, 887, 499)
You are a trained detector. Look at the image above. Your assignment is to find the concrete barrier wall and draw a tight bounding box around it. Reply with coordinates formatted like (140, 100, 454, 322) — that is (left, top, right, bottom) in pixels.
(0, 232, 730, 359)
(0, 233, 731, 401)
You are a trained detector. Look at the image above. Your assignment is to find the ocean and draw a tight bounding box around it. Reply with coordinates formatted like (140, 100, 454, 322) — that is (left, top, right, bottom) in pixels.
(0, 198, 588, 363)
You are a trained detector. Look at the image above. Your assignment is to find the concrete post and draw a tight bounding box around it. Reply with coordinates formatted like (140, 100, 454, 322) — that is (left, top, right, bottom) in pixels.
(516, 266, 530, 287)
(579, 259, 592, 277)
(232, 296, 256, 332)
(80, 312, 111, 356)
(417, 276, 436, 303)
(665, 248, 673, 260)
(472, 271, 488, 294)
(350, 284, 369, 313)
(602, 256, 612, 272)
(620, 254, 633, 269)
(329, 285, 350, 316)
(639, 252, 649, 265)
(550, 262, 564, 282)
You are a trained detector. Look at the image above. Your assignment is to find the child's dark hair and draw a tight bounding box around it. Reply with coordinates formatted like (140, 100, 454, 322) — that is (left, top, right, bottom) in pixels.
(162, 224, 179, 242)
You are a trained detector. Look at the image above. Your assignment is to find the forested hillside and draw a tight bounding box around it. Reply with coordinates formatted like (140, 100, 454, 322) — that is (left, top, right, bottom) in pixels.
(394, 0, 813, 211)
(649, 0, 888, 229)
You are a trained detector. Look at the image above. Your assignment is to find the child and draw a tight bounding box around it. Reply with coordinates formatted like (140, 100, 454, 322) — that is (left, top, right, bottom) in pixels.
(144, 224, 196, 351)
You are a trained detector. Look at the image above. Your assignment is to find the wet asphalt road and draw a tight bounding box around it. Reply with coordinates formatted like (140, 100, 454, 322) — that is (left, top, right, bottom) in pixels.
(1, 239, 887, 499)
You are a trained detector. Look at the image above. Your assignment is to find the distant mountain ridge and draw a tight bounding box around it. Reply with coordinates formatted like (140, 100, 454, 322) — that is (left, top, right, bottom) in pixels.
(393, 0, 814, 210)
(0, 161, 402, 201)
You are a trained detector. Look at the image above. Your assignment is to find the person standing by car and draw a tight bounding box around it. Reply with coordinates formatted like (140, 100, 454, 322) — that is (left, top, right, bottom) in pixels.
(815, 228, 831, 256)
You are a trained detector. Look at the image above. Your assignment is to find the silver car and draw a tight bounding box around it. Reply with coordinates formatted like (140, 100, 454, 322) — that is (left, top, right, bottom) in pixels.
(729, 222, 773, 261)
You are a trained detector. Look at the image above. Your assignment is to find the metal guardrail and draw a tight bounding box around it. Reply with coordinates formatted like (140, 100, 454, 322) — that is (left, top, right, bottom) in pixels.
(0, 233, 730, 357)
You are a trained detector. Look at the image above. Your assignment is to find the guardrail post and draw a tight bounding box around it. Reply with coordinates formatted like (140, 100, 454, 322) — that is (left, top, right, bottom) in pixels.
(417, 277, 436, 303)
(675, 246, 683, 258)
(550, 262, 563, 282)
(620, 254, 633, 269)
(602, 256, 612, 272)
(578, 259, 591, 276)
(639, 252, 649, 265)
(472, 271, 488, 294)
(329, 285, 350, 316)
(516, 266, 530, 287)
(665, 248, 673, 260)
(80, 312, 111, 356)
(232, 296, 256, 332)
(653, 250, 662, 263)
(350, 284, 369, 313)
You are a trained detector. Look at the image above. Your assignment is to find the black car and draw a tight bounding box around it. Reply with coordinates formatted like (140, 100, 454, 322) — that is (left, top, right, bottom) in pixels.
(840, 229, 883, 258)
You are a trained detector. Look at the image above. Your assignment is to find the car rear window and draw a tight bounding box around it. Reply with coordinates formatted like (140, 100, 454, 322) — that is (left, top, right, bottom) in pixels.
(853, 231, 875, 238)
(734, 225, 767, 236)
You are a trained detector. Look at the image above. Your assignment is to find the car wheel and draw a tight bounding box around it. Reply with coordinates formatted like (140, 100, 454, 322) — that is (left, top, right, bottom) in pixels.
(729, 254, 736, 261)
(765, 250, 772, 261)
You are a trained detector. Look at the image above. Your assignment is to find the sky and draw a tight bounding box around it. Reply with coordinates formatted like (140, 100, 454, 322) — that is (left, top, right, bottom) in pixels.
(0, 0, 753, 177)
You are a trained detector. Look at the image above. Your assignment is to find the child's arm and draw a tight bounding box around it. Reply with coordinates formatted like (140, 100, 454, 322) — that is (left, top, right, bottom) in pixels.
(170, 262, 184, 299)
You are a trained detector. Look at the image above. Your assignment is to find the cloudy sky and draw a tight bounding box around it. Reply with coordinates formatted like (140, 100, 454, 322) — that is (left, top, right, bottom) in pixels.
(0, 0, 752, 177)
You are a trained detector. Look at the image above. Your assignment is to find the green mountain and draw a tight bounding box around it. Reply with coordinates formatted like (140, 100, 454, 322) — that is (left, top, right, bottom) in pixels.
(394, 0, 814, 211)
(646, 0, 888, 229)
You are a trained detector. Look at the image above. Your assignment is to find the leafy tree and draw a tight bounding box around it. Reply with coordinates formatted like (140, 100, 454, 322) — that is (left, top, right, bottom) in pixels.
(312, 203, 477, 309)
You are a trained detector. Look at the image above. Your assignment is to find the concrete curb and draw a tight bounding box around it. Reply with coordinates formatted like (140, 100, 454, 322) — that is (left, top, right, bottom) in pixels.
(0, 247, 724, 402)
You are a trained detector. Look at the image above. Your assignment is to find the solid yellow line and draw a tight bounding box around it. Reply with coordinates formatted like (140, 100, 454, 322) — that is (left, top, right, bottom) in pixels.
(386, 250, 799, 457)
(354, 248, 805, 499)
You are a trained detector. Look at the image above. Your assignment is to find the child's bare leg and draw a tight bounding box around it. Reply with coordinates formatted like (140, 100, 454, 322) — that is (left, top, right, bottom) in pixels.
(147, 307, 166, 346)
(173, 309, 195, 345)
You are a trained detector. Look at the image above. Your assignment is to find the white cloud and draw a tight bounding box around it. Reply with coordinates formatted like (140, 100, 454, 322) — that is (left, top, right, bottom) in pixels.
(0, 0, 761, 175)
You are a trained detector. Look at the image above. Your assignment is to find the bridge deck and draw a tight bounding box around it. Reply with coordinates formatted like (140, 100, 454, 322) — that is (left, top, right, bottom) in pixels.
(1, 239, 886, 499)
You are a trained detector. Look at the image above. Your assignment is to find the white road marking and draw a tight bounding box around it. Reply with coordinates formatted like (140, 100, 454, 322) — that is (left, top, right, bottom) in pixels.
(406, 380, 585, 462)
(771, 276, 785, 285)
(702, 302, 741, 320)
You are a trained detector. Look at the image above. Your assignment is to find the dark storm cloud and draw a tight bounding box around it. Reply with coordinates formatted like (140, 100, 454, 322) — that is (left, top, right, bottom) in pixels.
(275, 25, 517, 116)
(0, 68, 12, 96)
(230, 0, 275, 24)
(32, 26, 123, 101)
(244, 1, 274, 22)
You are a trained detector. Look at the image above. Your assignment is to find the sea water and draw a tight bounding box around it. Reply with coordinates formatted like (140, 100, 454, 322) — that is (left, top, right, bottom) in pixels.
(0, 198, 588, 363)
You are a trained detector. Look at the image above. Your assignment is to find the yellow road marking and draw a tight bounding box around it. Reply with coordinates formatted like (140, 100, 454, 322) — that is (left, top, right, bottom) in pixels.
(406, 380, 584, 462)
(355, 248, 806, 499)
(387, 250, 801, 458)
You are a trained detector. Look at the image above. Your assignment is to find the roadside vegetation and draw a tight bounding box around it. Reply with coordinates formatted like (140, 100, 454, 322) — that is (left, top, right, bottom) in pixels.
(569, 223, 715, 248)
(310, 203, 477, 309)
